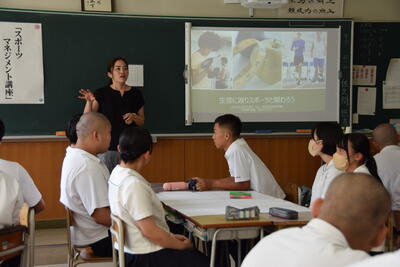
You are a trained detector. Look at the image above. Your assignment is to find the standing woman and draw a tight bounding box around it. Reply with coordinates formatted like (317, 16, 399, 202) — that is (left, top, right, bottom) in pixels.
(79, 57, 144, 172)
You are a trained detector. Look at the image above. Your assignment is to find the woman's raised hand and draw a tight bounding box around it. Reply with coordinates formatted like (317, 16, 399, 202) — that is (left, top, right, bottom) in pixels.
(78, 89, 95, 102)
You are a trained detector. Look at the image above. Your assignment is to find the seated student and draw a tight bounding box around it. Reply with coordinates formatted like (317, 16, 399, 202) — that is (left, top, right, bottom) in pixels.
(193, 114, 285, 198)
(348, 249, 400, 267)
(0, 170, 24, 267)
(373, 123, 400, 232)
(0, 170, 24, 228)
(242, 173, 390, 267)
(333, 133, 381, 181)
(0, 119, 45, 214)
(309, 122, 343, 206)
(60, 112, 112, 257)
(66, 113, 82, 147)
(108, 127, 209, 267)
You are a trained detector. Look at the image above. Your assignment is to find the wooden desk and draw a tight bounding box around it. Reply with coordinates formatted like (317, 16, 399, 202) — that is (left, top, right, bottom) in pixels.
(157, 190, 311, 267)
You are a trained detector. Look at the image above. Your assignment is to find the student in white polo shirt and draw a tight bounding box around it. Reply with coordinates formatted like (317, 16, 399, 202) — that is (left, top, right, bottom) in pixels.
(373, 123, 400, 232)
(60, 112, 112, 257)
(242, 173, 390, 267)
(108, 127, 209, 267)
(309, 122, 343, 206)
(0, 119, 45, 214)
(348, 249, 400, 267)
(0, 170, 24, 267)
(193, 114, 285, 198)
(0, 170, 23, 229)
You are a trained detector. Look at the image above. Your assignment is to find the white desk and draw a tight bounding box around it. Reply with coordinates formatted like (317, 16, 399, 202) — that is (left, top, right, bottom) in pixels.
(157, 190, 311, 267)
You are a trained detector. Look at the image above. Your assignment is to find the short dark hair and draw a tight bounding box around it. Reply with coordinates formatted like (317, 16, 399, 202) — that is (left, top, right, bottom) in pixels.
(0, 119, 4, 141)
(66, 114, 82, 145)
(119, 127, 153, 163)
(198, 32, 221, 51)
(214, 114, 242, 138)
(311, 122, 343, 156)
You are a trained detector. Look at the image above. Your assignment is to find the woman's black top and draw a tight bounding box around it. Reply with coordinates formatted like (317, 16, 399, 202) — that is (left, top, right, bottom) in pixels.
(94, 86, 144, 150)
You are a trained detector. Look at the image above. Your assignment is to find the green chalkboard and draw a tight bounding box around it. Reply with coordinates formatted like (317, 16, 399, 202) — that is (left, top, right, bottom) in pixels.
(0, 9, 352, 135)
(353, 22, 400, 130)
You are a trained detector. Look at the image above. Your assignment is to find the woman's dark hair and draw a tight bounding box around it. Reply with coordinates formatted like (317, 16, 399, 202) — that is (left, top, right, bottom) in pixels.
(119, 126, 153, 163)
(198, 32, 221, 51)
(311, 122, 343, 156)
(214, 114, 242, 138)
(337, 133, 381, 182)
(107, 57, 128, 85)
(66, 114, 82, 145)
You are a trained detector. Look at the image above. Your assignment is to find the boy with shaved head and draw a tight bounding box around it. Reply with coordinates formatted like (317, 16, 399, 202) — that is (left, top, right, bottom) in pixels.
(60, 112, 112, 257)
(373, 123, 400, 231)
(242, 173, 391, 267)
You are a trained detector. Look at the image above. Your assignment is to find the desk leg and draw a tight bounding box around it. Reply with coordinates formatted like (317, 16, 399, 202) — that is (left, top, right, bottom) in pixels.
(210, 229, 223, 267)
(237, 239, 242, 266)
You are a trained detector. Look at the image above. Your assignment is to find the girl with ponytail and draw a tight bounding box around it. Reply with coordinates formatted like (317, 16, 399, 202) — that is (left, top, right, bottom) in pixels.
(333, 133, 381, 182)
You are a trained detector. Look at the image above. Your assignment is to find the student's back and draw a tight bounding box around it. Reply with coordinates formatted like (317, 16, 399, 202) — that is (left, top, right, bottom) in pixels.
(0, 170, 23, 229)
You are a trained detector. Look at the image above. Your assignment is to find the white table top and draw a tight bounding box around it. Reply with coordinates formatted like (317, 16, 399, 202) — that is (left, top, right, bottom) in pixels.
(157, 190, 310, 217)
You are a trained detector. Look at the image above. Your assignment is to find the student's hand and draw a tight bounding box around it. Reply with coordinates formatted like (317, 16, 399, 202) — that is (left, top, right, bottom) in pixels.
(78, 89, 95, 102)
(123, 112, 136, 125)
(173, 234, 193, 250)
(193, 177, 212, 191)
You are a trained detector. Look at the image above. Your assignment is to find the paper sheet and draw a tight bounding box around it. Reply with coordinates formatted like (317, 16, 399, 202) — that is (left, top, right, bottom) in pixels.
(126, 64, 144, 87)
(383, 83, 400, 109)
(353, 65, 377, 86)
(357, 87, 376, 115)
(157, 191, 310, 217)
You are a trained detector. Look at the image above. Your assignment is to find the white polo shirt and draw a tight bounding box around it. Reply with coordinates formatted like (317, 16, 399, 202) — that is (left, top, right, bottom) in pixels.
(348, 249, 400, 267)
(311, 160, 343, 205)
(241, 218, 369, 267)
(60, 147, 110, 246)
(374, 145, 400, 210)
(0, 170, 23, 228)
(108, 165, 169, 254)
(0, 158, 42, 208)
(354, 164, 370, 175)
(225, 138, 285, 199)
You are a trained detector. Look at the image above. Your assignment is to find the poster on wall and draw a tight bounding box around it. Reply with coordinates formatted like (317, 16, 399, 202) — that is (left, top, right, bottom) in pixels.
(279, 0, 344, 18)
(0, 21, 44, 104)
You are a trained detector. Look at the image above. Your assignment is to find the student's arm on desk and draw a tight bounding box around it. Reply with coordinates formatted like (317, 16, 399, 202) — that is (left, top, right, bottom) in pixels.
(136, 216, 192, 250)
(194, 177, 250, 191)
(91, 207, 111, 227)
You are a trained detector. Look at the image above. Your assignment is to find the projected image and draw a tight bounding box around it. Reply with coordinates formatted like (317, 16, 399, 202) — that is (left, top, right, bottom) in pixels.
(232, 31, 284, 89)
(191, 29, 327, 90)
(282, 31, 327, 89)
(187, 26, 340, 123)
(191, 30, 232, 89)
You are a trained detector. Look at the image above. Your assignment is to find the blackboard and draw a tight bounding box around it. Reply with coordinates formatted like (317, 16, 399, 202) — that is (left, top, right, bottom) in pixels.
(0, 9, 352, 135)
(353, 22, 400, 130)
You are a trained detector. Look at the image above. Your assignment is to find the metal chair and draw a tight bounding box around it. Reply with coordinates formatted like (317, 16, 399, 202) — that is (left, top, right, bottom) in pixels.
(110, 214, 125, 267)
(65, 207, 112, 267)
(19, 204, 35, 267)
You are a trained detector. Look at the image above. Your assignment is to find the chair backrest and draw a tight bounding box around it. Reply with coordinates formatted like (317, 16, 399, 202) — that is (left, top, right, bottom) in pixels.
(110, 214, 125, 267)
(19, 204, 35, 267)
(65, 207, 75, 260)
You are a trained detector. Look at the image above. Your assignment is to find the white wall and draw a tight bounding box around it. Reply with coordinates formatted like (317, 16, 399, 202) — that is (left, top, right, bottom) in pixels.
(0, 0, 400, 21)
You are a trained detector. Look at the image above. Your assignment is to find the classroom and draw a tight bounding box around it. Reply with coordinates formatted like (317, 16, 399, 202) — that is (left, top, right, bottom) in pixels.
(0, 0, 400, 266)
